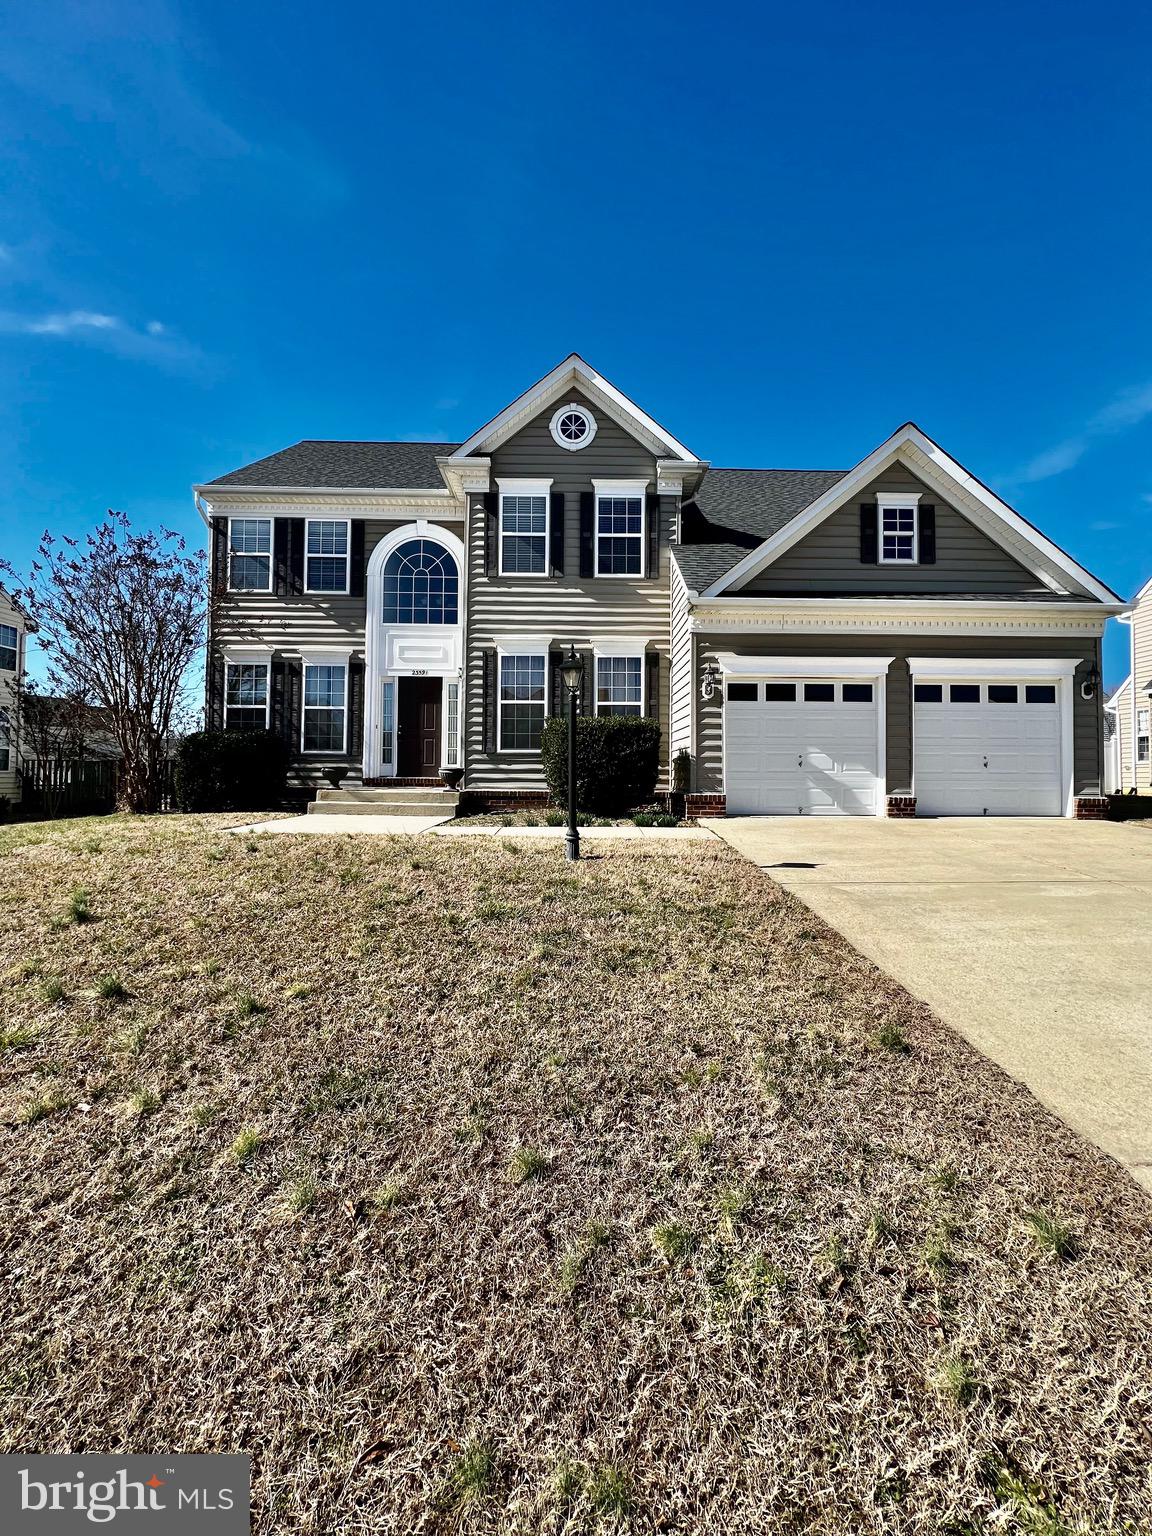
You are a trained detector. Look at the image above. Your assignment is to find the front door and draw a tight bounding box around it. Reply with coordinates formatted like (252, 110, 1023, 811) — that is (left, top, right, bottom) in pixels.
(397, 677, 441, 776)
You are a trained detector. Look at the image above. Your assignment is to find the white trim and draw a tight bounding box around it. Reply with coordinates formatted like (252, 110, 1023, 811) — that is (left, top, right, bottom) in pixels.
(496, 478, 553, 578)
(300, 657, 349, 756)
(226, 515, 273, 593)
(493, 633, 553, 653)
(908, 657, 1077, 815)
(592, 636, 653, 657)
(593, 645, 645, 716)
(549, 402, 597, 451)
(303, 516, 351, 595)
(221, 644, 275, 662)
(450, 353, 699, 462)
(363, 521, 466, 780)
(496, 646, 550, 755)
(906, 656, 1079, 680)
(701, 424, 1122, 604)
(223, 657, 272, 731)
(717, 653, 896, 678)
(593, 479, 647, 580)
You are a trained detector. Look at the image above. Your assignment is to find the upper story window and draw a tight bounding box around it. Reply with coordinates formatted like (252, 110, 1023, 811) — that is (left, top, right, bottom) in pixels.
(228, 518, 273, 591)
(1138, 707, 1150, 764)
(499, 479, 551, 576)
(305, 519, 350, 593)
(878, 494, 920, 563)
(224, 660, 270, 730)
(549, 403, 597, 450)
(382, 539, 459, 625)
(594, 480, 646, 577)
(0, 622, 17, 671)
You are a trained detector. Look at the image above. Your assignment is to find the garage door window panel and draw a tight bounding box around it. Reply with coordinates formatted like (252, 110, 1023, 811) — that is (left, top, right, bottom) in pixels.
(1026, 685, 1056, 704)
(763, 683, 797, 702)
(726, 682, 758, 702)
(842, 683, 874, 703)
(950, 684, 981, 703)
(988, 685, 1019, 704)
(804, 682, 835, 702)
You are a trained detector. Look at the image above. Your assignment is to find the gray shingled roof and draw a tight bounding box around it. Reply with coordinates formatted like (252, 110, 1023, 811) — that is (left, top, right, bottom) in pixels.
(208, 440, 460, 489)
(673, 468, 846, 590)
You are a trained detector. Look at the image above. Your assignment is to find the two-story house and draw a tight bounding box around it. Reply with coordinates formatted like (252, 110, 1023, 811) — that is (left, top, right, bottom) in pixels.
(0, 586, 33, 806)
(1106, 576, 1152, 792)
(197, 355, 1123, 817)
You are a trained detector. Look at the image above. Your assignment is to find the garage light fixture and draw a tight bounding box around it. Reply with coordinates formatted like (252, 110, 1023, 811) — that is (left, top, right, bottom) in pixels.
(1080, 664, 1101, 701)
(700, 663, 721, 701)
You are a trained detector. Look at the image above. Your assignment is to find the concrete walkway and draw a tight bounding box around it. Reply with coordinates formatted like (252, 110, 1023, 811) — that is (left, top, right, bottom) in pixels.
(704, 816, 1152, 1193)
(230, 815, 709, 841)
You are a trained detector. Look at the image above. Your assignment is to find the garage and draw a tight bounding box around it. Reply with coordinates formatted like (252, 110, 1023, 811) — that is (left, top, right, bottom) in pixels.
(723, 668, 885, 816)
(911, 664, 1068, 817)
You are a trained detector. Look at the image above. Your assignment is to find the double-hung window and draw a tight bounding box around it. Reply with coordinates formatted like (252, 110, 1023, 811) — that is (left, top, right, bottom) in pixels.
(595, 651, 644, 716)
(498, 650, 547, 751)
(224, 660, 270, 730)
(302, 661, 348, 753)
(305, 519, 350, 593)
(594, 480, 645, 576)
(499, 479, 551, 575)
(228, 518, 273, 591)
(1138, 707, 1150, 765)
(879, 494, 919, 563)
(0, 623, 17, 671)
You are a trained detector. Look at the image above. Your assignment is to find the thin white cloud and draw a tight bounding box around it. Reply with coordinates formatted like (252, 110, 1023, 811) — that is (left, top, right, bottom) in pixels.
(0, 307, 198, 367)
(12, 309, 120, 336)
(1016, 381, 1152, 483)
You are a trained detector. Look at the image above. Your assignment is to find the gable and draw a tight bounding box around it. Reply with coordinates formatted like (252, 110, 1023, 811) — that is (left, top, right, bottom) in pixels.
(488, 391, 656, 483)
(734, 467, 1045, 596)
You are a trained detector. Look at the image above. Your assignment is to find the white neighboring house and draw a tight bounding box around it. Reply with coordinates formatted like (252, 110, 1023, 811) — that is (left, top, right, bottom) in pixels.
(0, 587, 34, 806)
(1108, 575, 1152, 792)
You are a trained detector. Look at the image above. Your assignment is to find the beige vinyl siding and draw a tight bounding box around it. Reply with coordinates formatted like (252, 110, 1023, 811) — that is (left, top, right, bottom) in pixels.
(464, 394, 672, 789)
(1131, 595, 1152, 790)
(668, 557, 693, 758)
(1109, 678, 1132, 790)
(691, 632, 1103, 798)
(737, 469, 1047, 595)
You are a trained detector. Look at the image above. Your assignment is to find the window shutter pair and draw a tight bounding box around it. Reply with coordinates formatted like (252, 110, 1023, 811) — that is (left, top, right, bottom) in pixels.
(481, 649, 497, 752)
(858, 502, 937, 564)
(579, 492, 595, 577)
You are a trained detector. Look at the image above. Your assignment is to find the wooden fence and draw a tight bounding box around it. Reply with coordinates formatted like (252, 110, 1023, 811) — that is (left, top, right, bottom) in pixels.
(18, 759, 178, 817)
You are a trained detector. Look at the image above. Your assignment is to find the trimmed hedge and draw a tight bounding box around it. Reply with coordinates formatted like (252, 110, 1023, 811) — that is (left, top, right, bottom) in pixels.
(175, 730, 290, 812)
(540, 714, 661, 815)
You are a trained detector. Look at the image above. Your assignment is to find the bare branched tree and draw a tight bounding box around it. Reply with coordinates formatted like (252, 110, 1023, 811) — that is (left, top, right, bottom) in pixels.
(3, 513, 206, 812)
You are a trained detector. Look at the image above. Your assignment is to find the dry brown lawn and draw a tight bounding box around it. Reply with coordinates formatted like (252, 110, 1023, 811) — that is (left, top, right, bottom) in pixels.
(1, 814, 1150, 1535)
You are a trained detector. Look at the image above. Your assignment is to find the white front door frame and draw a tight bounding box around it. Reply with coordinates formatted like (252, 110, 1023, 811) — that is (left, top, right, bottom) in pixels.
(907, 657, 1078, 817)
(362, 521, 467, 780)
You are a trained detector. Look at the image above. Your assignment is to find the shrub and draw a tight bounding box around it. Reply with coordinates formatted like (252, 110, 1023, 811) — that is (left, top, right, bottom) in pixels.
(175, 730, 289, 812)
(540, 715, 661, 815)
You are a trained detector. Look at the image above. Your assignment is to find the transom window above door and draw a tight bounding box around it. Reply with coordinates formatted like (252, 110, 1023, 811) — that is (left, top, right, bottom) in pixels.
(382, 539, 459, 625)
(305, 519, 350, 593)
(498, 479, 551, 576)
(879, 494, 920, 563)
(594, 480, 646, 577)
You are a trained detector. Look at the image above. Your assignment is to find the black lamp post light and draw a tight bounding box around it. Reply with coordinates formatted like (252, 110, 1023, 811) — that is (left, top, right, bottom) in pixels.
(560, 645, 584, 861)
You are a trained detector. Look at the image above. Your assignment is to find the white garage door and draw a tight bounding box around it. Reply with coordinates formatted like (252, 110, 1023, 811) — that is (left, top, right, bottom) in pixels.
(913, 679, 1062, 816)
(725, 679, 881, 815)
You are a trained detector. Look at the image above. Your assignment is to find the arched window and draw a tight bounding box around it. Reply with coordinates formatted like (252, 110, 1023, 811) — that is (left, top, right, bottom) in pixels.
(381, 539, 459, 625)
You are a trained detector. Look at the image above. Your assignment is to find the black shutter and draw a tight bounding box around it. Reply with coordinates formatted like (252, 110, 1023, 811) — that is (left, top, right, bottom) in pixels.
(549, 492, 565, 577)
(579, 649, 593, 716)
(919, 504, 937, 565)
(212, 518, 229, 595)
(549, 650, 563, 718)
(860, 504, 878, 564)
(645, 651, 660, 721)
(481, 650, 497, 752)
(208, 654, 225, 729)
(579, 492, 595, 577)
(274, 519, 290, 595)
(270, 658, 290, 745)
(646, 493, 660, 579)
(288, 519, 305, 594)
(484, 493, 499, 577)
(349, 521, 366, 595)
(347, 659, 364, 758)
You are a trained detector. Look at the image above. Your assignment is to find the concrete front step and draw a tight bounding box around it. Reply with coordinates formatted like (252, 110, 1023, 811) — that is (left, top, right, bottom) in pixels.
(306, 800, 453, 817)
(314, 787, 459, 804)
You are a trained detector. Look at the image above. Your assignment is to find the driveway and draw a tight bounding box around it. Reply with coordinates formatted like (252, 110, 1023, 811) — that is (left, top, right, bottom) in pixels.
(704, 817, 1152, 1193)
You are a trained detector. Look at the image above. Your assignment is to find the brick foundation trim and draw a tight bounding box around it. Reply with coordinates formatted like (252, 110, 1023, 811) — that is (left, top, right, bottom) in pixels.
(685, 793, 726, 818)
(458, 791, 552, 814)
(886, 795, 917, 818)
(1074, 796, 1109, 820)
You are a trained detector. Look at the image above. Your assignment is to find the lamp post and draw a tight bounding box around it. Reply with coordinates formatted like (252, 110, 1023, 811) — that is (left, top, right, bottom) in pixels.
(560, 645, 584, 861)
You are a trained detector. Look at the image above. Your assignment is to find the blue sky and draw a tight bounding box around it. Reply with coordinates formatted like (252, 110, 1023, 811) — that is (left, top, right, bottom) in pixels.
(3, 0, 1150, 681)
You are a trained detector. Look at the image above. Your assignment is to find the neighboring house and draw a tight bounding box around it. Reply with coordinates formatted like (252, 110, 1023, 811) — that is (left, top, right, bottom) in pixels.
(1106, 576, 1152, 792)
(196, 355, 1123, 817)
(0, 587, 34, 805)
